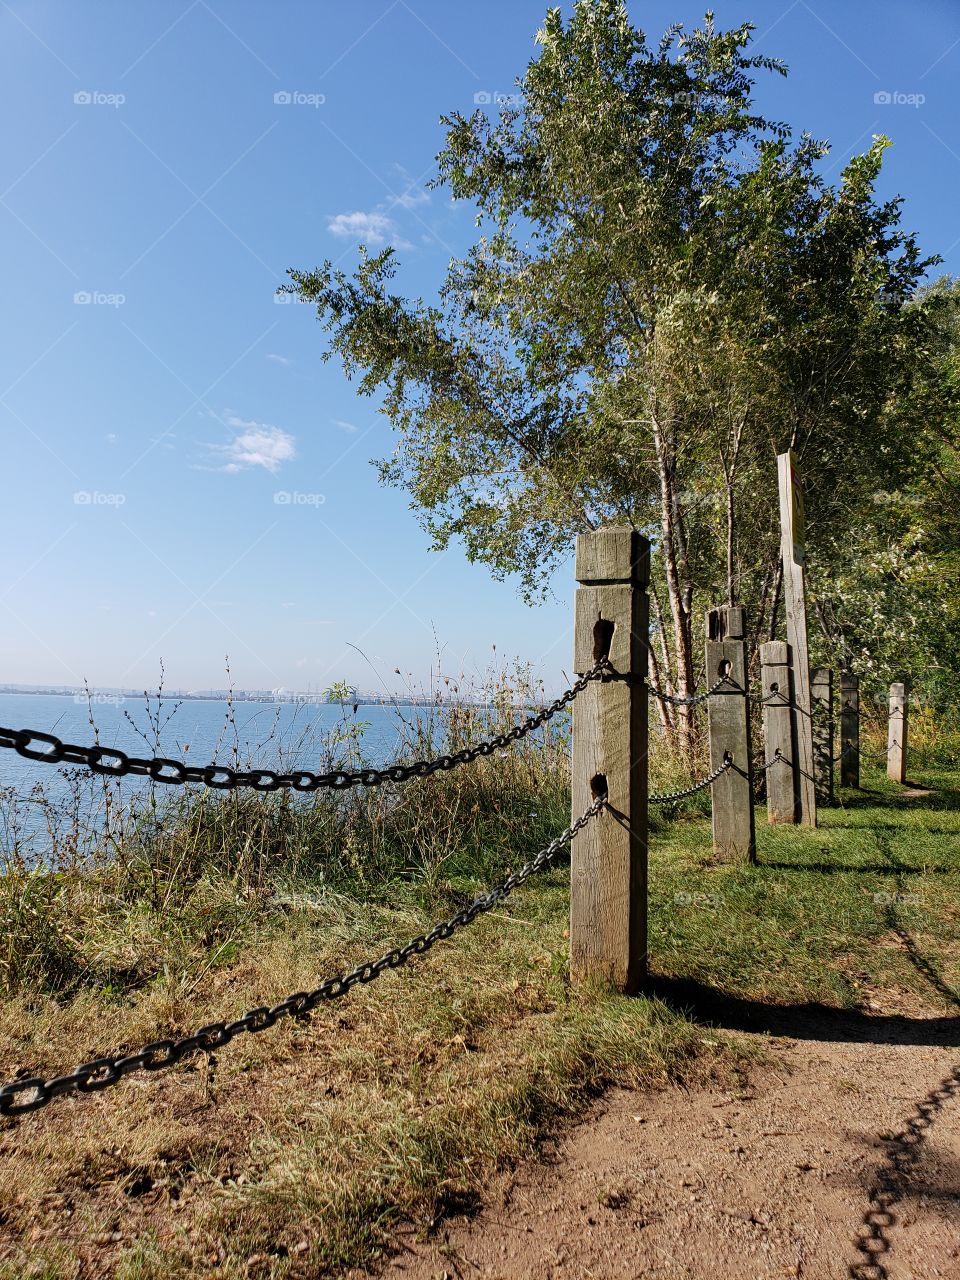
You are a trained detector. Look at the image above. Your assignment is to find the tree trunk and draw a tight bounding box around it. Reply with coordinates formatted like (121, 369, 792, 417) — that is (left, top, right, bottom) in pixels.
(726, 482, 736, 606)
(651, 412, 697, 759)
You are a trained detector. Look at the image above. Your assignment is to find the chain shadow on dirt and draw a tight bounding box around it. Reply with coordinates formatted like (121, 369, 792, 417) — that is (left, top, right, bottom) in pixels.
(647, 804, 960, 1279)
(846, 861, 960, 1278)
(838, 823, 958, 1278)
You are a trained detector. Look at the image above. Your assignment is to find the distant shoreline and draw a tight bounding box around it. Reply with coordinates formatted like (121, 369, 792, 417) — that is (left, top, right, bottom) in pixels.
(0, 688, 498, 709)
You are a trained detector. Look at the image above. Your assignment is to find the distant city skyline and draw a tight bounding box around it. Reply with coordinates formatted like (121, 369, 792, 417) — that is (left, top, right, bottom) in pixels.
(3, 0, 959, 694)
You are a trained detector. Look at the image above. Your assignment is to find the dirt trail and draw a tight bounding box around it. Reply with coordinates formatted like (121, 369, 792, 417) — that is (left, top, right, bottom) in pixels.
(384, 999, 960, 1279)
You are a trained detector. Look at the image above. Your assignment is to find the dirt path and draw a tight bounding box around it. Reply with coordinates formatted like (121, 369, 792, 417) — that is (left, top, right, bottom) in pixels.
(383, 1000, 960, 1279)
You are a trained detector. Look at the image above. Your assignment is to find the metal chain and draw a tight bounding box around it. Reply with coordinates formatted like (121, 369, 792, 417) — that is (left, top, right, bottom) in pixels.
(754, 750, 786, 773)
(646, 673, 733, 707)
(648, 755, 732, 804)
(0, 660, 608, 796)
(0, 797, 606, 1118)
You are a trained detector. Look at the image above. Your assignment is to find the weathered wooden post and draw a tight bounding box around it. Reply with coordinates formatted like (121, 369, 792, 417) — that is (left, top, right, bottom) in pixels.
(570, 528, 649, 992)
(777, 451, 817, 826)
(840, 671, 860, 788)
(810, 667, 834, 805)
(705, 606, 756, 863)
(887, 681, 909, 784)
(760, 640, 798, 823)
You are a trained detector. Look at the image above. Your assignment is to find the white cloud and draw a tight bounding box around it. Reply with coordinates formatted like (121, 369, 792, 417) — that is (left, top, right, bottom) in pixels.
(211, 419, 297, 473)
(266, 353, 292, 366)
(334, 419, 359, 433)
(327, 209, 412, 249)
(328, 210, 394, 244)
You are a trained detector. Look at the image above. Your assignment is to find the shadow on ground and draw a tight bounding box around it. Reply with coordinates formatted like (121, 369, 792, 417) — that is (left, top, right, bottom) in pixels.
(643, 975, 960, 1047)
(838, 784, 960, 813)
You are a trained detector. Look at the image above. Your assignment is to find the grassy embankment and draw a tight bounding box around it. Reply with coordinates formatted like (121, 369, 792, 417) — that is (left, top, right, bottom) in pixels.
(0, 688, 958, 1278)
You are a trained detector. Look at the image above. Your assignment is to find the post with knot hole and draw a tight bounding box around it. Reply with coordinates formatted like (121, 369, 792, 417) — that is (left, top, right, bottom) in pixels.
(705, 607, 756, 862)
(570, 528, 649, 993)
(888, 681, 909, 784)
(840, 670, 860, 788)
(760, 640, 798, 823)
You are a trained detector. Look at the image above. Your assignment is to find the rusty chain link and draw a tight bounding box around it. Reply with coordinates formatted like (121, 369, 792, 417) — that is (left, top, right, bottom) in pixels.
(0, 660, 608, 795)
(0, 796, 606, 1118)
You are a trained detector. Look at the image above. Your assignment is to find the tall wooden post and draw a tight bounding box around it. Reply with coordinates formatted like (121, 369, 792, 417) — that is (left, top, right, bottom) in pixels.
(570, 528, 649, 992)
(887, 681, 909, 785)
(777, 451, 817, 826)
(760, 640, 798, 824)
(705, 606, 756, 863)
(810, 667, 834, 805)
(840, 671, 860, 788)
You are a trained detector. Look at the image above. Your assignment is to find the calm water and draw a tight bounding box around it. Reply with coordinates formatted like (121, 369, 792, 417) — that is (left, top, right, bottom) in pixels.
(0, 692, 451, 847)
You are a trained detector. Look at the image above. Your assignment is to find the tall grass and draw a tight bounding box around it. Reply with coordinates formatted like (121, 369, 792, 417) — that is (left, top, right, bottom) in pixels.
(0, 666, 575, 999)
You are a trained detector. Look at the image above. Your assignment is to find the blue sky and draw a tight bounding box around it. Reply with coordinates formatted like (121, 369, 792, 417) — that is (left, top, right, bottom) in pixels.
(2, 0, 959, 696)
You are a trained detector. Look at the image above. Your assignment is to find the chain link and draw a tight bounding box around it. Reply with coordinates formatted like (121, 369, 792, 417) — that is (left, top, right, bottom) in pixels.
(754, 749, 786, 773)
(0, 660, 608, 796)
(0, 797, 606, 1118)
(648, 755, 733, 804)
(646, 673, 734, 707)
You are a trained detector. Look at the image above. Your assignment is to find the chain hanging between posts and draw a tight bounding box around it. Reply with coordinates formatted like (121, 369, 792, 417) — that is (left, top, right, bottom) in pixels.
(0, 797, 606, 1118)
(0, 660, 608, 795)
(646, 672, 733, 707)
(754, 750, 787, 773)
(648, 756, 732, 804)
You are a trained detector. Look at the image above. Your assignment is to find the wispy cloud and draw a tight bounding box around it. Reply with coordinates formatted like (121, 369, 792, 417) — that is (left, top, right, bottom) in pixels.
(334, 418, 359, 433)
(208, 418, 297, 473)
(266, 352, 292, 365)
(389, 164, 431, 209)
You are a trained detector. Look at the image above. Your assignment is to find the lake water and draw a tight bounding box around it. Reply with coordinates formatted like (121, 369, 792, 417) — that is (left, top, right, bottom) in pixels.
(0, 691, 473, 848)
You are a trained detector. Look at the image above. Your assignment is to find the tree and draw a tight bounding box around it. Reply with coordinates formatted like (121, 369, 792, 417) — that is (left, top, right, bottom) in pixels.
(805, 277, 960, 707)
(287, 2, 939, 754)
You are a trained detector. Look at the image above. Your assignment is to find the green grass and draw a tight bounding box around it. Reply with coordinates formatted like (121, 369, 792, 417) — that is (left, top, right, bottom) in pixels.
(651, 768, 960, 1007)
(0, 720, 958, 1277)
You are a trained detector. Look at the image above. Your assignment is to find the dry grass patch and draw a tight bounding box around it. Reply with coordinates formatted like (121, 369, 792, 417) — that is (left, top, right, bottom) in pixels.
(0, 880, 740, 1279)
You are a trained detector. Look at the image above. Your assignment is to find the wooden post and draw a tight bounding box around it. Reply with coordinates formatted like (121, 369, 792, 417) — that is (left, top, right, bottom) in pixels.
(810, 667, 834, 805)
(705, 606, 756, 863)
(887, 681, 909, 784)
(777, 451, 817, 826)
(760, 640, 798, 824)
(570, 528, 649, 992)
(840, 671, 860, 788)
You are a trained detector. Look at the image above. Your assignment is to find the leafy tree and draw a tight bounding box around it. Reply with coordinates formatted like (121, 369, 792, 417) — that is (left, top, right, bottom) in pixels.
(806, 277, 960, 708)
(287, 2, 940, 752)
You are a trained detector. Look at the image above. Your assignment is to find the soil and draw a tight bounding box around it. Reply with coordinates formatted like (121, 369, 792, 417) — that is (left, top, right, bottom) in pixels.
(383, 995, 960, 1279)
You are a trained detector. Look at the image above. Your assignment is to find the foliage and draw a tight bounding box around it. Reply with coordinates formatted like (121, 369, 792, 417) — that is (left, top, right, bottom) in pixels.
(287, 1, 950, 739)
